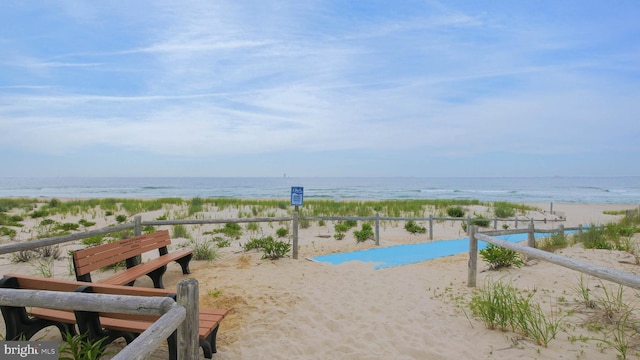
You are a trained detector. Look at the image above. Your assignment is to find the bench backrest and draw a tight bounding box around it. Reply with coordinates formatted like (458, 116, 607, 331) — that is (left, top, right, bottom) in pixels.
(73, 230, 172, 276)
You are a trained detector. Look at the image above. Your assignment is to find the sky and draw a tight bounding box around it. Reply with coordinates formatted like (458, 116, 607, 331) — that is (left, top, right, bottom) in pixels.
(1, 1, 639, 178)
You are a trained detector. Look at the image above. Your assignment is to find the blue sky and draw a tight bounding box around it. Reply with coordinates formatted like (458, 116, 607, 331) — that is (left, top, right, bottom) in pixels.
(1, 1, 639, 177)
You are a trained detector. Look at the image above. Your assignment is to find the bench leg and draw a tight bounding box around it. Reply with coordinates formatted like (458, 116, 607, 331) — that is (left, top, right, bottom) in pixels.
(147, 265, 167, 289)
(167, 330, 214, 360)
(1, 306, 76, 341)
(176, 253, 193, 275)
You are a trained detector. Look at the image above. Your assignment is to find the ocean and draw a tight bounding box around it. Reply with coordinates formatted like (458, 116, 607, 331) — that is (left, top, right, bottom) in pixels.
(0, 177, 639, 204)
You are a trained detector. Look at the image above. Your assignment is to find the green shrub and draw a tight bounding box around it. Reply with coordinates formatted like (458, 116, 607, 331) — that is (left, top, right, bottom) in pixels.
(243, 237, 270, 251)
(471, 215, 490, 228)
(78, 219, 96, 227)
(242, 236, 290, 259)
(0, 226, 17, 240)
(115, 214, 127, 223)
(55, 222, 80, 231)
(334, 223, 351, 233)
(447, 206, 465, 218)
(334, 232, 346, 240)
(276, 227, 289, 238)
(213, 222, 242, 239)
(479, 244, 524, 270)
(82, 235, 104, 247)
(353, 223, 374, 243)
(262, 238, 291, 259)
(404, 220, 426, 235)
(59, 332, 112, 360)
(344, 219, 358, 228)
(30, 209, 49, 218)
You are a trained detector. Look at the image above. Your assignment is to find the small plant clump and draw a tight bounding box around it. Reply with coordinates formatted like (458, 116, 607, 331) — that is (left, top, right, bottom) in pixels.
(354, 223, 375, 243)
(242, 236, 290, 259)
(276, 227, 289, 238)
(213, 222, 243, 239)
(404, 220, 426, 235)
(447, 206, 465, 218)
(479, 244, 524, 270)
(59, 332, 112, 360)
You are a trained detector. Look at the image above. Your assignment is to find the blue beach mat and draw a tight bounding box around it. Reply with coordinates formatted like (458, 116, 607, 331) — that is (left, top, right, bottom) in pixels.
(311, 231, 577, 269)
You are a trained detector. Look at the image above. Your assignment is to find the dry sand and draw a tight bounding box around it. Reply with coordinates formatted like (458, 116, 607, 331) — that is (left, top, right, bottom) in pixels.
(1, 201, 639, 359)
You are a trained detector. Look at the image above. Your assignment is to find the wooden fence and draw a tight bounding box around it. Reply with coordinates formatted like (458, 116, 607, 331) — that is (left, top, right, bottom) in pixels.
(0, 278, 200, 360)
(0, 212, 566, 357)
(467, 225, 640, 290)
(0, 213, 565, 259)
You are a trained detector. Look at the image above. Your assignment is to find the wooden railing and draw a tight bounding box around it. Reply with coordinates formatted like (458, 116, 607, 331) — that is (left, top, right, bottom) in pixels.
(466, 225, 640, 290)
(0, 278, 200, 360)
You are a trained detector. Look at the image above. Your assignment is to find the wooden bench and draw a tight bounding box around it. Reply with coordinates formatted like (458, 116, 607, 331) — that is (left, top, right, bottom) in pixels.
(72, 230, 193, 289)
(0, 274, 228, 360)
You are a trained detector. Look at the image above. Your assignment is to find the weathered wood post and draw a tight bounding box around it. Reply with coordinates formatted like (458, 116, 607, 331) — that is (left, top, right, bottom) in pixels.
(578, 224, 583, 236)
(493, 217, 497, 230)
(527, 223, 536, 250)
(466, 217, 471, 235)
(429, 215, 433, 240)
(515, 217, 518, 229)
(559, 224, 565, 238)
(292, 208, 299, 260)
(375, 213, 380, 246)
(468, 226, 478, 287)
(177, 278, 199, 360)
(134, 215, 142, 236)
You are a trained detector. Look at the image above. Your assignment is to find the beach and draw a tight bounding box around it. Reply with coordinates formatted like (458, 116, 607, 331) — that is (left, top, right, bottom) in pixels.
(1, 201, 639, 359)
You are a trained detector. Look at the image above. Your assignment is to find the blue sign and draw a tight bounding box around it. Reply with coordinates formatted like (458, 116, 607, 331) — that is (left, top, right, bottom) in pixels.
(291, 186, 304, 206)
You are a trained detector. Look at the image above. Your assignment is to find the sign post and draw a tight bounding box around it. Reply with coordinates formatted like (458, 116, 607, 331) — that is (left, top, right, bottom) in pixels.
(290, 187, 303, 259)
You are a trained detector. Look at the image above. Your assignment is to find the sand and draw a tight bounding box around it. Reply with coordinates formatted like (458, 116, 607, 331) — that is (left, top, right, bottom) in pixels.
(1, 201, 639, 359)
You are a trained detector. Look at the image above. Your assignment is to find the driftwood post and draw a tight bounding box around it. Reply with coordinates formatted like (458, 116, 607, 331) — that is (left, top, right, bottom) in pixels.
(292, 209, 299, 260)
(134, 215, 142, 236)
(177, 278, 199, 360)
(429, 215, 433, 240)
(467, 226, 478, 287)
(527, 223, 536, 249)
(375, 213, 380, 246)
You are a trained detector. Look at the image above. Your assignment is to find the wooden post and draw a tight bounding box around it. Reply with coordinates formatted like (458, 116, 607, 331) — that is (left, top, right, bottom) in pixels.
(375, 213, 380, 246)
(527, 223, 535, 249)
(429, 215, 433, 240)
(493, 217, 497, 230)
(466, 217, 471, 235)
(467, 226, 478, 287)
(515, 217, 518, 229)
(550, 202, 554, 215)
(135, 216, 142, 236)
(292, 208, 299, 259)
(559, 224, 565, 238)
(177, 278, 199, 360)
(578, 224, 583, 236)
